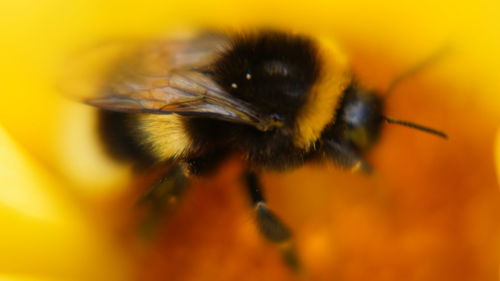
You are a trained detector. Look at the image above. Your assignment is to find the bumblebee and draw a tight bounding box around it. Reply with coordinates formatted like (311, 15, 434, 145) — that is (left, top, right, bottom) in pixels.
(74, 29, 447, 271)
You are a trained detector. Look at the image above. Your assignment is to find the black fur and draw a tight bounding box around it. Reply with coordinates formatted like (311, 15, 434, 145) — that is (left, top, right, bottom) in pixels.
(212, 31, 321, 126)
(185, 147, 231, 176)
(184, 117, 312, 171)
(98, 111, 157, 167)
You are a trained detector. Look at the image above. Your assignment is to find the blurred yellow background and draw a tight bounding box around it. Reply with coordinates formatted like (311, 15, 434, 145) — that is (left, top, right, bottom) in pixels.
(0, 0, 499, 280)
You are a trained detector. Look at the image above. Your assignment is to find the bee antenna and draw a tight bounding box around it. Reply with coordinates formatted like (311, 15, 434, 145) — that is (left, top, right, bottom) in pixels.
(383, 116, 448, 139)
(384, 44, 451, 97)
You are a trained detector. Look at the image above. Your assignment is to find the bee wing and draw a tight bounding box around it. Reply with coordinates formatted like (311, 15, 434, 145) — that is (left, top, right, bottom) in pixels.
(86, 69, 277, 130)
(64, 32, 280, 131)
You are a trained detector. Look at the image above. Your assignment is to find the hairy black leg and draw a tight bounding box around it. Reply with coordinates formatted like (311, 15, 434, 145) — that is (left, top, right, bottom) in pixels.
(137, 149, 229, 238)
(137, 164, 189, 238)
(244, 171, 301, 272)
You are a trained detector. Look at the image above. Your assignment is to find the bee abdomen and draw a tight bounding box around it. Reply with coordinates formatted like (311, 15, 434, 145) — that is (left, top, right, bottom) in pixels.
(98, 111, 157, 167)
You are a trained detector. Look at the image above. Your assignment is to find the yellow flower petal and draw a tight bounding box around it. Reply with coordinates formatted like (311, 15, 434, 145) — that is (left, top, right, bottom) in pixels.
(0, 125, 132, 280)
(496, 128, 500, 188)
(0, 274, 62, 281)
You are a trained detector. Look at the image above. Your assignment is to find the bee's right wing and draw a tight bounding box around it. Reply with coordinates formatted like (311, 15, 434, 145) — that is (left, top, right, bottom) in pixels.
(62, 31, 282, 131)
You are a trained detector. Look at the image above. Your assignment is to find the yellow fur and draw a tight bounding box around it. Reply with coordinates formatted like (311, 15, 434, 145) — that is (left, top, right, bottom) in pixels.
(136, 114, 192, 160)
(294, 36, 351, 149)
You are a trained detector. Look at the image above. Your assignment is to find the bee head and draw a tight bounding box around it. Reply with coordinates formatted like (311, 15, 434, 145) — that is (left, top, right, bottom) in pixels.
(321, 81, 447, 162)
(331, 84, 384, 152)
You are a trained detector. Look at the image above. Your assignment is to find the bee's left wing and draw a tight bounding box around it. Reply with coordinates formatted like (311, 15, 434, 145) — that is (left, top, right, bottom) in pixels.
(63, 32, 282, 131)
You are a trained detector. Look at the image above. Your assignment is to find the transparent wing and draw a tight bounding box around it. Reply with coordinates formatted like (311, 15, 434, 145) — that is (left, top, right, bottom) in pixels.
(62, 31, 281, 131)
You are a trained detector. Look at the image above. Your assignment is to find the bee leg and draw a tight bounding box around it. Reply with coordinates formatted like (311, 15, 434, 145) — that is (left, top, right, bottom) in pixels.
(138, 149, 230, 237)
(137, 164, 189, 238)
(244, 171, 301, 272)
(327, 141, 372, 173)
